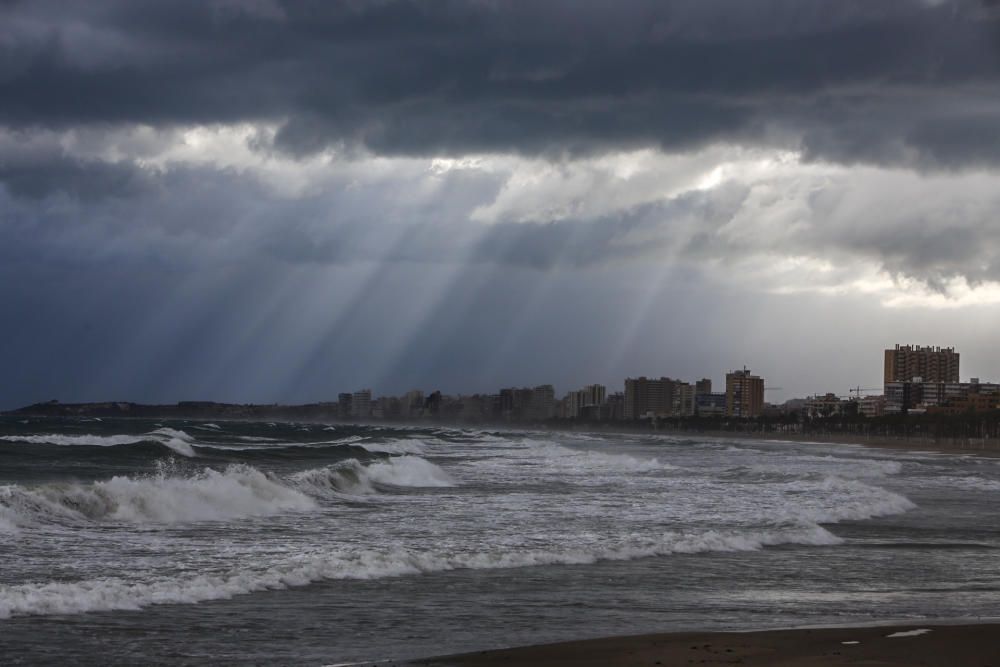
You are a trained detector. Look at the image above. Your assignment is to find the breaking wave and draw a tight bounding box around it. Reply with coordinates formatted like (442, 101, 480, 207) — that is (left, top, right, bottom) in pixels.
(522, 438, 672, 474)
(774, 476, 917, 524)
(0, 429, 197, 458)
(0, 524, 840, 620)
(291, 456, 455, 496)
(0, 456, 454, 531)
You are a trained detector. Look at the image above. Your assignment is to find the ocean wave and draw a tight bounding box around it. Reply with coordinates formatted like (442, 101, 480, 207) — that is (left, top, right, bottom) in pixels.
(924, 475, 1000, 492)
(746, 455, 904, 479)
(0, 429, 197, 458)
(521, 438, 672, 474)
(0, 464, 316, 529)
(0, 456, 454, 530)
(291, 456, 455, 496)
(0, 524, 840, 619)
(357, 438, 427, 455)
(775, 476, 917, 524)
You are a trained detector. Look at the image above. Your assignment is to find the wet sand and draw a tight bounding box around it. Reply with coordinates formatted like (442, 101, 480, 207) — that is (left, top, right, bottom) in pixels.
(405, 623, 1000, 666)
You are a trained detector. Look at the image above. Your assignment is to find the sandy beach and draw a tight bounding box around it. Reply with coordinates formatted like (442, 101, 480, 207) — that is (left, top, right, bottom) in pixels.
(407, 623, 1000, 666)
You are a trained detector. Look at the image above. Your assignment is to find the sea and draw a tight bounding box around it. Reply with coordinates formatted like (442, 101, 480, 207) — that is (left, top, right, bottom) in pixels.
(1, 416, 999, 665)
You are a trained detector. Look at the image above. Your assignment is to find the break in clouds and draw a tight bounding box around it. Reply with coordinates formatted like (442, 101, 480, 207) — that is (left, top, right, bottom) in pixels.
(3, 0, 1000, 405)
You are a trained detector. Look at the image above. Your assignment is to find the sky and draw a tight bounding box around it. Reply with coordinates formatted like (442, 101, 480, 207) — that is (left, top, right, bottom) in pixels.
(3, 0, 1000, 408)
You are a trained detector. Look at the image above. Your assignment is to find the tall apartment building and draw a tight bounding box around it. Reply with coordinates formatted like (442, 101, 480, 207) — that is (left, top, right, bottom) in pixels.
(337, 392, 353, 420)
(624, 377, 673, 419)
(499, 385, 555, 421)
(725, 368, 765, 418)
(673, 382, 695, 416)
(399, 390, 424, 419)
(351, 389, 372, 419)
(884, 344, 959, 386)
(695, 378, 712, 396)
(565, 384, 607, 418)
(526, 385, 556, 421)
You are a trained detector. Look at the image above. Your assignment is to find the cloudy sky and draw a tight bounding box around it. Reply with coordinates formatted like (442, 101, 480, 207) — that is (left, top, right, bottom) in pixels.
(3, 0, 1000, 408)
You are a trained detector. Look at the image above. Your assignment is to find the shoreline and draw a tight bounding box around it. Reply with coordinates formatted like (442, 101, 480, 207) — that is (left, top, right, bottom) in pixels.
(401, 622, 1000, 666)
(669, 428, 1000, 457)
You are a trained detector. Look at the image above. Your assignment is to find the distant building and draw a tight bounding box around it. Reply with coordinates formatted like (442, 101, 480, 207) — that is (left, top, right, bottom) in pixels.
(927, 390, 1000, 415)
(400, 390, 424, 419)
(725, 368, 765, 418)
(498, 385, 555, 421)
(527, 385, 556, 421)
(860, 395, 886, 418)
(337, 393, 353, 420)
(884, 377, 1000, 414)
(673, 382, 695, 416)
(351, 389, 372, 419)
(695, 378, 712, 396)
(565, 384, 606, 418)
(602, 392, 625, 421)
(373, 396, 400, 420)
(884, 344, 959, 386)
(805, 393, 852, 418)
(695, 392, 726, 417)
(624, 377, 672, 419)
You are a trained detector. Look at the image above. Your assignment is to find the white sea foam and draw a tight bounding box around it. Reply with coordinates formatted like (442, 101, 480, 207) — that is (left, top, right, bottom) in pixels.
(0, 455, 452, 531)
(290, 456, 455, 496)
(1, 434, 147, 447)
(145, 428, 198, 457)
(887, 629, 932, 638)
(0, 507, 19, 534)
(0, 465, 317, 528)
(523, 439, 671, 473)
(776, 476, 917, 524)
(0, 524, 841, 619)
(358, 439, 427, 455)
(931, 475, 1000, 491)
(365, 456, 454, 487)
(0, 429, 197, 457)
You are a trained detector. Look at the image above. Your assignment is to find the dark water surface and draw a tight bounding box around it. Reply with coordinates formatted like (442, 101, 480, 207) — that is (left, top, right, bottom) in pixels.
(1, 417, 998, 665)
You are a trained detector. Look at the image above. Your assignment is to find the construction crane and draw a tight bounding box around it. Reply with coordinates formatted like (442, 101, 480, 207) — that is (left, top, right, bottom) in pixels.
(849, 386, 881, 400)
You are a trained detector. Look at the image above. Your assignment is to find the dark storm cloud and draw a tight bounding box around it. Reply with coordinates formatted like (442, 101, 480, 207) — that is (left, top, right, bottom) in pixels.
(2, 0, 1000, 166)
(0, 152, 152, 200)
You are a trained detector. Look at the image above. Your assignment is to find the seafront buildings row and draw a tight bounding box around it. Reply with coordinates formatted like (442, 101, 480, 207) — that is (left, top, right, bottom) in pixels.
(335, 370, 763, 424)
(331, 344, 1000, 424)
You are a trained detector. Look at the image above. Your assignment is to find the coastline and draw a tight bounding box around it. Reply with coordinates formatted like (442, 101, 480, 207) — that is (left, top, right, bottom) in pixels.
(667, 428, 1000, 457)
(401, 623, 1000, 666)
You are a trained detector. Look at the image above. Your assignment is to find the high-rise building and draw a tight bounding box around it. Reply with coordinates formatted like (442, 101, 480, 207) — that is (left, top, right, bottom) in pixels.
(695, 378, 712, 396)
(624, 377, 674, 419)
(725, 368, 764, 418)
(527, 385, 556, 421)
(351, 389, 372, 419)
(565, 384, 607, 418)
(884, 344, 959, 386)
(673, 382, 695, 416)
(337, 393, 353, 420)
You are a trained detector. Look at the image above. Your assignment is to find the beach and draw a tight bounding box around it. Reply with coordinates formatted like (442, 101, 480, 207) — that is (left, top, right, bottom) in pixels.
(410, 623, 1000, 666)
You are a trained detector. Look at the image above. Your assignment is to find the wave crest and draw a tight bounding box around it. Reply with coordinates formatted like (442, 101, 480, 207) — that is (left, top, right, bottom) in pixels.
(0, 524, 839, 619)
